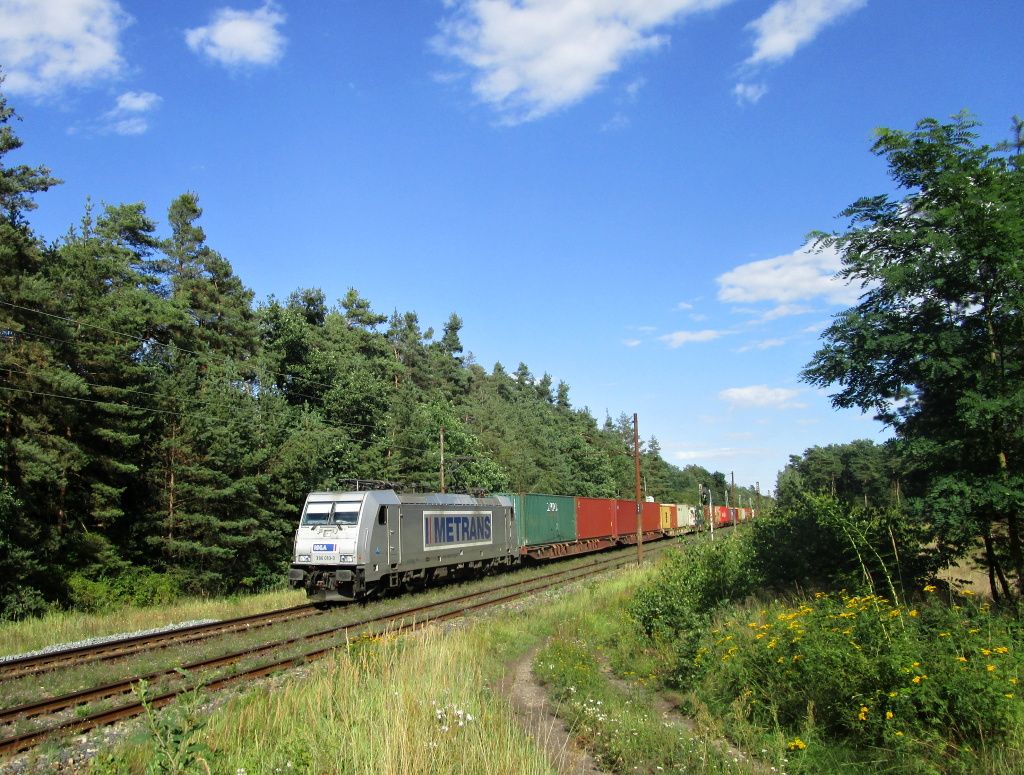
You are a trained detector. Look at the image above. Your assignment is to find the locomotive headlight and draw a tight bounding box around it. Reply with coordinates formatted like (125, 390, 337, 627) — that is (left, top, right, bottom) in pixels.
(297, 554, 311, 562)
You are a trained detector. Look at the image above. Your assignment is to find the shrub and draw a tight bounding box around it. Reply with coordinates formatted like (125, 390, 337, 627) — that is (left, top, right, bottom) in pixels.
(689, 588, 1023, 760)
(629, 536, 757, 682)
(748, 492, 932, 595)
(67, 567, 182, 612)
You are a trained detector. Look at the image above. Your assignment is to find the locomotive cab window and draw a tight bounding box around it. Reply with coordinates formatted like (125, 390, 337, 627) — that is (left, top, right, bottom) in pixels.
(377, 506, 386, 525)
(301, 501, 361, 526)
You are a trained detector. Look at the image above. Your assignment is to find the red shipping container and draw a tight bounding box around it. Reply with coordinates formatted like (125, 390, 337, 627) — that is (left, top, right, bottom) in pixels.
(576, 497, 617, 540)
(643, 501, 660, 532)
(616, 499, 663, 534)
(615, 499, 639, 536)
(716, 506, 730, 526)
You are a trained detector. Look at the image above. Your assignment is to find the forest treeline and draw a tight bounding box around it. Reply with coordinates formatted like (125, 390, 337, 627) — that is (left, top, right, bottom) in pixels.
(0, 87, 751, 618)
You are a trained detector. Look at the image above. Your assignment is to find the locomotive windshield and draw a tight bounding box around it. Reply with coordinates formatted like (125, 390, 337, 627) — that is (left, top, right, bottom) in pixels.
(301, 500, 361, 526)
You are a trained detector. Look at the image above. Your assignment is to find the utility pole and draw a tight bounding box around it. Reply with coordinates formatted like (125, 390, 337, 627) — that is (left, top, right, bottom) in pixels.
(439, 426, 445, 494)
(710, 486, 715, 541)
(634, 413, 643, 565)
(730, 471, 736, 521)
(756, 481, 761, 515)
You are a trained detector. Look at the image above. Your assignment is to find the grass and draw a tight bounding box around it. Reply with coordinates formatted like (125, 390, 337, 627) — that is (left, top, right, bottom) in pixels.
(530, 566, 758, 774)
(80, 577, 599, 773)
(13, 534, 1020, 775)
(0, 587, 307, 658)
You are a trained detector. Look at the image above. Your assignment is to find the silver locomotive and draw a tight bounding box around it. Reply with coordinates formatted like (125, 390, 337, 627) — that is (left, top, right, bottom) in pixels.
(287, 490, 519, 603)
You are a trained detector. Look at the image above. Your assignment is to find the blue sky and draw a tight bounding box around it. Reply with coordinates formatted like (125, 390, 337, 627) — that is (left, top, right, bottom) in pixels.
(1, 0, 1020, 494)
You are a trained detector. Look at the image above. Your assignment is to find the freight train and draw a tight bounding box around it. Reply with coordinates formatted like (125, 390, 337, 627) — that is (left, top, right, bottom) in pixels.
(287, 489, 754, 603)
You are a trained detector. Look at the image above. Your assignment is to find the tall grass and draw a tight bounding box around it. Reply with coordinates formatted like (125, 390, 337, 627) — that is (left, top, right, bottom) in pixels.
(82, 567, 661, 773)
(199, 627, 554, 773)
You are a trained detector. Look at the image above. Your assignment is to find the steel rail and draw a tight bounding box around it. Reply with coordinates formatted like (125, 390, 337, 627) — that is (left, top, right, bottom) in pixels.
(0, 604, 321, 682)
(0, 545, 666, 757)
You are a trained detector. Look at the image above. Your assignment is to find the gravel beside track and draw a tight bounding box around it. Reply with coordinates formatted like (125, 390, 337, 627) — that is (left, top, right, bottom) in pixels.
(0, 620, 219, 665)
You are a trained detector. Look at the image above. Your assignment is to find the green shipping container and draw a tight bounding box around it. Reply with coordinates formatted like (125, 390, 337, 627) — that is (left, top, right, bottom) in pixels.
(500, 493, 577, 547)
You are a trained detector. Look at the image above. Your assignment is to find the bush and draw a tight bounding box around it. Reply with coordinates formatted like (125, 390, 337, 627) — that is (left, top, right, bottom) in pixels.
(689, 589, 1023, 760)
(749, 492, 932, 595)
(629, 536, 757, 682)
(67, 567, 182, 612)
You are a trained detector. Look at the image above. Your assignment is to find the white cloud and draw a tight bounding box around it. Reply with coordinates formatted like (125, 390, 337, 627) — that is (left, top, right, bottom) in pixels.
(625, 76, 646, 100)
(623, 338, 642, 347)
(435, 0, 731, 124)
(674, 446, 768, 461)
(0, 0, 130, 96)
(719, 384, 805, 409)
(660, 329, 727, 348)
(602, 112, 631, 131)
(676, 301, 694, 310)
(100, 90, 160, 135)
(759, 303, 813, 321)
(113, 90, 160, 112)
(733, 81, 767, 104)
(110, 116, 148, 135)
(744, 0, 867, 66)
(717, 243, 859, 306)
(737, 337, 786, 352)
(185, 2, 286, 67)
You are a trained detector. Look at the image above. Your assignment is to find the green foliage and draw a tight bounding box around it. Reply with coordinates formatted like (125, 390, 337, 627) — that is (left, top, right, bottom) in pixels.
(776, 440, 898, 509)
(687, 591, 1024, 771)
(67, 568, 181, 613)
(629, 537, 757, 682)
(803, 112, 1024, 597)
(749, 492, 933, 595)
(134, 675, 213, 774)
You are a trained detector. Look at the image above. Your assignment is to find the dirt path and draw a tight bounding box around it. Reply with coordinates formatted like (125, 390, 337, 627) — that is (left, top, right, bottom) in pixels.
(497, 644, 774, 775)
(498, 647, 606, 775)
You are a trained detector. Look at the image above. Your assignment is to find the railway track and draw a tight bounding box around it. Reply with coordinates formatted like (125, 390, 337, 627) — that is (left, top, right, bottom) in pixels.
(0, 542, 672, 758)
(0, 603, 322, 681)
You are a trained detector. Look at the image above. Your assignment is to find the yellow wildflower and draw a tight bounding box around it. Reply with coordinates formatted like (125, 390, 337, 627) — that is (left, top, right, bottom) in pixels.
(924, 584, 937, 592)
(1006, 694, 1015, 700)
(912, 676, 922, 684)
(886, 711, 894, 720)
(981, 649, 992, 656)
(995, 647, 1010, 654)
(956, 656, 968, 663)
(858, 706, 869, 721)
(987, 664, 997, 672)
(909, 610, 918, 618)
(787, 738, 807, 751)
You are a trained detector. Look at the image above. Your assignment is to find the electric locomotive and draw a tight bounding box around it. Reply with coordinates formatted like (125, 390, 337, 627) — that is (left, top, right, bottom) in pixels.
(288, 489, 518, 603)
